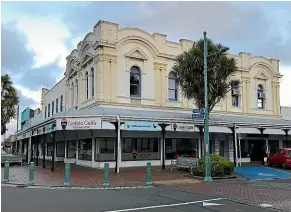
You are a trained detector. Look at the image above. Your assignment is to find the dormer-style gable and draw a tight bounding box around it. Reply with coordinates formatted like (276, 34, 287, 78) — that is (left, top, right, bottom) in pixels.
(125, 48, 148, 60)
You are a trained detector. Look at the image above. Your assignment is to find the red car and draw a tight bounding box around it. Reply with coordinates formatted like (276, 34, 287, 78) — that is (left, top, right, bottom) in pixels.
(267, 148, 291, 169)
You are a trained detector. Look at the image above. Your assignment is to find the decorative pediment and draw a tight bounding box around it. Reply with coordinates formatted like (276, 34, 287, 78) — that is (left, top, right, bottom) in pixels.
(254, 71, 268, 80)
(125, 48, 148, 60)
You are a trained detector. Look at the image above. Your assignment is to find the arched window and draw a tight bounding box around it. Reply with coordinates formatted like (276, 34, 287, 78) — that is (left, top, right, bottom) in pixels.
(85, 71, 89, 99)
(91, 68, 95, 97)
(231, 82, 240, 107)
(71, 82, 74, 106)
(257, 84, 265, 109)
(168, 72, 179, 101)
(130, 66, 141, 97)
(75, 79, 78, 105)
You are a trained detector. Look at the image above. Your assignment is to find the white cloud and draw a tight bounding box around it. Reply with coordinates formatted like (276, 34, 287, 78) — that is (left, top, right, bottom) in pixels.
(280, 65, 291, 107)
(16, 16, 71, 69)
(15, 84, 42, 108)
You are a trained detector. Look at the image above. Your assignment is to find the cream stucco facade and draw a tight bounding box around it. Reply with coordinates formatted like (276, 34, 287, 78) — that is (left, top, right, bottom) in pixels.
(15, 20, 291, 170)
(60, 20, 282, 118)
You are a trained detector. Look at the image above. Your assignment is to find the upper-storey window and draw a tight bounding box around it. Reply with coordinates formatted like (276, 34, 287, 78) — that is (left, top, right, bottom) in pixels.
(56, 98, 58, 113)
(48, 103, 51, 117)
(71, 82, 74, 106)
(91, 68, 95, 97)
(257, 84, 265, 109)
(60, 95, 63, 112)
(52, 101, 54, 116)
(45, 106, 47, 119)
(75, 79, 78, 105)
(231, 82, 240, 107)
(85, 71, 89, 99)
(168, 72, 179, 101)
(130, 66, 141, 98)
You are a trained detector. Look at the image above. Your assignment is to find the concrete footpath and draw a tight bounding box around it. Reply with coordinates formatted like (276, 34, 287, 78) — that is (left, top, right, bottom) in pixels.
(2, 186, 273, 212)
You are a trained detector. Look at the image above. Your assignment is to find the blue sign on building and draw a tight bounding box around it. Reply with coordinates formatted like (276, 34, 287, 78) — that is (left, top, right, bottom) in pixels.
(192, 108, 205, 114)
(192, 108, 205, 119)
(124, 121, 159, 131)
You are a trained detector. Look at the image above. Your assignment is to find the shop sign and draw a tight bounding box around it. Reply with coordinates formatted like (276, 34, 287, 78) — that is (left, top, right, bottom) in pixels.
(172, 123, 195, 132)
(124, 121, 159, 131)
(45, 123, 54, 133)
(57, 117, 101, 130)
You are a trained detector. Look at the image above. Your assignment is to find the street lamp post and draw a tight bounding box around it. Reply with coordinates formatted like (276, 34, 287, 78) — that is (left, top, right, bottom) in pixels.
(203, 31, 212, 182)
(203, 31, 229, 182)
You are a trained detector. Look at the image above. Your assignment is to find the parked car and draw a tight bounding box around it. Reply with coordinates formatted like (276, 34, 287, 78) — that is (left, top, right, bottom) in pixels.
(1, 150, 22, 166)
(267, 148, 291, 169)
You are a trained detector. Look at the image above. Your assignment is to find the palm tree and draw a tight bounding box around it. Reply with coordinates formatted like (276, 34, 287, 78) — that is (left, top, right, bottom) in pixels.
(172, 38, 239, 112)
(1, 74, 19, 135)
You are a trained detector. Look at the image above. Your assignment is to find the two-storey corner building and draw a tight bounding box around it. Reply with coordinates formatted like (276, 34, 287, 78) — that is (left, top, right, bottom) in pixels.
(16, 20, 291, 171)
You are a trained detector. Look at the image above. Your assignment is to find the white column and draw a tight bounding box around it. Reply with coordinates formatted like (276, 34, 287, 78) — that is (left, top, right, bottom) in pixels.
(234, 125, 238, 167)
(76, 139, 79, 161)
(117, 116, 121, 173)
(92, 138, 95, 167)
(266, 140, 269, 155)
(198, 137, 201, 158)
(64, 140, 67, 159)
(160, 137, 163, 164)
(28, 133, 32, 163)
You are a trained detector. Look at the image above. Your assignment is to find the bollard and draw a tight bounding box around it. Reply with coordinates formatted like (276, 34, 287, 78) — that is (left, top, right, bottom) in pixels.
(4, 161, 9, 182)
(103, 163, 109, 186)
(64, 163, 70, 186)
(29, 162, 35, 185)
(146, 162, 152, 185)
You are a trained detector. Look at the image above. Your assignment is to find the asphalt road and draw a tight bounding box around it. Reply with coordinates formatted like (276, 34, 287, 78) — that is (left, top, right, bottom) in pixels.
(1, 186, 272, 212)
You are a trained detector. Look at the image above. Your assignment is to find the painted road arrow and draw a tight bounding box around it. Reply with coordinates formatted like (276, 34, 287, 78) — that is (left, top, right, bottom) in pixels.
(203, 202, 224, 206)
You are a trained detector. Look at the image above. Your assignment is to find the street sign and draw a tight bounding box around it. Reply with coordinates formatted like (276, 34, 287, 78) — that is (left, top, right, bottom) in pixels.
(192, 108, 205, 114)
(192, 113, 204, 119)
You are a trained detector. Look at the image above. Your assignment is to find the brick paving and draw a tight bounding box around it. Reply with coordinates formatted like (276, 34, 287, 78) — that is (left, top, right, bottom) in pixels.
(1, 163, 190, 187)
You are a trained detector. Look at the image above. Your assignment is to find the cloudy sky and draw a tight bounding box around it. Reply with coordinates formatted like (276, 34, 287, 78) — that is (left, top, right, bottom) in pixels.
(1, 1, 291, 137)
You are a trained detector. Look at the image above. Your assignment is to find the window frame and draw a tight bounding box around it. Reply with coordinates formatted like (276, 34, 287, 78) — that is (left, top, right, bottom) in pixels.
(48, 104, 51, 117)
(257, 84, 265, 109)
(85, 71, 89, 100)
(56, 98, 58, 113)
(52, 101, 54, 116)
(60, 95, 63, 112)
(130, 66, 141, 98)
(91, 68, 95, 97)
(168, 72, 179, 101)
(75, 79, 78, 104)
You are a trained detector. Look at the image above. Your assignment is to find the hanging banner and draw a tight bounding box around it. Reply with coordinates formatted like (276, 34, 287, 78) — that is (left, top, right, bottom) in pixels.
(57, 117, 101, 130)
(124, 121, 159, 131)
(172, 123, 195, 132)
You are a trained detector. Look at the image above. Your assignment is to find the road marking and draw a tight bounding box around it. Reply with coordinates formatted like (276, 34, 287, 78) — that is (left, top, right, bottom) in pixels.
(258, 173, 276, 177)
(203, 202, 224, 206)
(259, 204, 273, 208)
(105, 198, 225, 212)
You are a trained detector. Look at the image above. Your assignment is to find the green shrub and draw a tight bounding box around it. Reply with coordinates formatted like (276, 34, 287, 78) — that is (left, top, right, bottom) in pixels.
(195, 154, 235, 177)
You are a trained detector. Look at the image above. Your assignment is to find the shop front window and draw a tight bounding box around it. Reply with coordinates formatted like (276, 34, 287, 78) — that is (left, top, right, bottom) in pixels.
(95, 138, 115, 162)
(122, 138, 160, 161)
(47, 143, 53, 156)
(165, 138, 198, 159)
(78, 138, 92, 161)
(56, 141, 65, 157)
(67, 140, 76, 158)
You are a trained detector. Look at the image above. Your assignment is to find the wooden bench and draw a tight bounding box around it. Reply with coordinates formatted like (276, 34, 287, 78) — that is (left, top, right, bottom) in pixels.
(170, 157, 199, 173)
